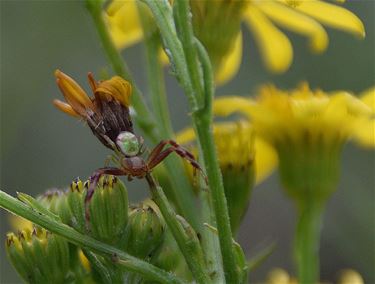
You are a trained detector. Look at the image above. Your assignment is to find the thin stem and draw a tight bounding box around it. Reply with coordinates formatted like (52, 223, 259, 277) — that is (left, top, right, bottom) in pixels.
(294, 201, 323, 284)
(86, 0, 159, 141)
(138, 5, 199, 229)
(145, 174, 211, 284)
(0, 190, 186, 284)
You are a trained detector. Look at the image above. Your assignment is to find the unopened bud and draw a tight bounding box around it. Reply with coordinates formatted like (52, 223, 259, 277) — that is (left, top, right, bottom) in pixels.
(66, 178, 86, 233)
(214, 122, 255, 233)
(37, 188, 72, 225)
(123, 201, 165, 259)
(88, 175, 128, 245)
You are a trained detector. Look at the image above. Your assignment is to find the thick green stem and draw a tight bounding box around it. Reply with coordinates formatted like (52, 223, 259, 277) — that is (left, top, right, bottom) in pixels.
(145, 174, 211, 284)
(138, 5, 199, 229)
(0, 190, 186, 284)
(141, 0, 239, 281)
(86, 1, 158, 141)
(294, 201, 323, 284)
(193, 40, 239, 283)
(200, 190, 225, 283)
(141, 0, 199, 111)
(173, 0, 204, 108)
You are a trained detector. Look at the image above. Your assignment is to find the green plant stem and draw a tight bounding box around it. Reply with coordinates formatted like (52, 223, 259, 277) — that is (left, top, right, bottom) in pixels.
(141, 0, 239, 282)
(193, 40, 239, 283)
(295, 201, 323, 284)
(138, 5, 199, 229)
(0, 190, 186, 284)
(200, 190, 225, 283)
(140, 0, 199, 111)
(145, 174, 211, 284)
(173, 0, 204, 108)
(86, 1, 158, 141)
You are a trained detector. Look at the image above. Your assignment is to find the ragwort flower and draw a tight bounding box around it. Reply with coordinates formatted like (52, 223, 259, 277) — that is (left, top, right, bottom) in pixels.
(177, 121, 277, 232)
(214, 83, 375, 202)
(106, 0, 365, 84)
(53, 70, 134, 150)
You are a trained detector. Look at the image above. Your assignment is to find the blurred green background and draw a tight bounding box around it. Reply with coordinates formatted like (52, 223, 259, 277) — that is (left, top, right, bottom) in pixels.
(1, 1, 374, 283)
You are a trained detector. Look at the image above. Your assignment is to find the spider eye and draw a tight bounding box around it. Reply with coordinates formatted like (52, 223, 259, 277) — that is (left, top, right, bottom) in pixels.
(116, 131, 140, 156)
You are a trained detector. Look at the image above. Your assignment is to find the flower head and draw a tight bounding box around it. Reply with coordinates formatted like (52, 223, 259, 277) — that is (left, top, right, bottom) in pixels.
(214, 84, 374, 202)
(177, 121, 277, 231)
(106, 0, 365, 84)
(54, 70, 134, 150)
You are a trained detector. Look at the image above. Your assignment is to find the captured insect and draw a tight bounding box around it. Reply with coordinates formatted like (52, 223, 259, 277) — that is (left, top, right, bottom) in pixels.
(54, 70, 205, 218)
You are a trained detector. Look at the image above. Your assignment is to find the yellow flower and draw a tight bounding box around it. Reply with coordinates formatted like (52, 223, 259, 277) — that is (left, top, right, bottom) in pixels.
(264, 268, 364, 284)
(214, 83, 375, 149)
(106, 0, 365, 84)
(338, 269, 364, 284)
(214, 83, 374, 201)
(177, 121, 277, 185)
(177, 121, 277, 232)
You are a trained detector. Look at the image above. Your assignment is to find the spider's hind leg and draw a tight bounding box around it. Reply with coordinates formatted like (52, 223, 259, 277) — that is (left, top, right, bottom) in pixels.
(147, 140, 207, 183)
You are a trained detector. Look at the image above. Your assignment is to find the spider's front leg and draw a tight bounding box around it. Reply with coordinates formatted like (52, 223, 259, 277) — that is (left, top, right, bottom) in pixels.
(85, 167, 125, 222)
(147, 140, 207, 182)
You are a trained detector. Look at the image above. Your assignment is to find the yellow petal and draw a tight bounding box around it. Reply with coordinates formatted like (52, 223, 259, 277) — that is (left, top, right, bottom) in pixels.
(96, 76, 132, 107)
(213, 96, 254, 118)
(254, 137, 278, 183)
(294, 0, 365, 38)
(351, 119, 375, 148)
(215, 32, 243, 85)
(360, 87, 375, 111)
(244, 6, 293, 73)
(176, 127, 196, 145)
(106, 0, 144, 49)
(257, 2, 328, 53)
(158, 48, 170, 65)
(176, 125, 277, 184)
(9, 215, 33, 231)
(53, 99, 80, 117)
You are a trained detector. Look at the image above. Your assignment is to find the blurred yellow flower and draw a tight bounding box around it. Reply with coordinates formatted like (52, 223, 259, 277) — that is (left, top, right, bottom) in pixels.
(177, 121, 277, 231)
(214, 84, 374, 200)
(106, 0, 365, 84)
(177, 121, 277, 184)
(264, 268, 364, 284)
(214, 83, 375, 149)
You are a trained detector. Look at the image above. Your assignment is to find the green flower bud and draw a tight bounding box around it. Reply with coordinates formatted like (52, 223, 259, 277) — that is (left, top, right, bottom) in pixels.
(150, 231, 187, 277)
(190, 0, 246, 76)
(66, 178, 86, 233)
(123, 201, 165, 259)
(37, 189, 72, 225)
(88, 175, 128, 245)
(6, 228, 70, 284)
(177, 121, 256, 233)
(215, 122, 255, 233)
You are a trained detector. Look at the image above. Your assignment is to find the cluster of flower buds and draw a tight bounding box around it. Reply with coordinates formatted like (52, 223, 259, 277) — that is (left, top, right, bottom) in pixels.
(6, 227, 71, 284)
(5, 175, 172, 283)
